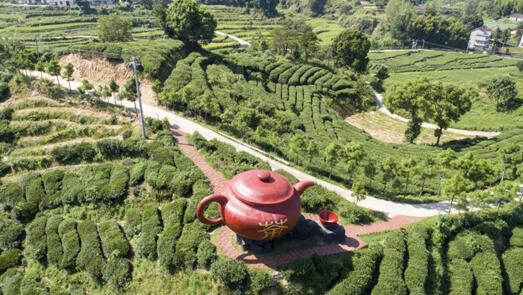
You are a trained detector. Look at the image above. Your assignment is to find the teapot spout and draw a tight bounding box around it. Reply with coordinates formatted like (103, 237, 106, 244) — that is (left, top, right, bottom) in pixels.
(294, 180, 315, 196)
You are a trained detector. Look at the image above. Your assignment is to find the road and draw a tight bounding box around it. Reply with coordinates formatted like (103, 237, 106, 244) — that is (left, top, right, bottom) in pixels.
(26, 70, 460, 217)
(373, 90, 501, 138)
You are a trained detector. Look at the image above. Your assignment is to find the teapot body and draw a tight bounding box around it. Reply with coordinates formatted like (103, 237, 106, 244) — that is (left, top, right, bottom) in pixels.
(196, 170, 314, 241)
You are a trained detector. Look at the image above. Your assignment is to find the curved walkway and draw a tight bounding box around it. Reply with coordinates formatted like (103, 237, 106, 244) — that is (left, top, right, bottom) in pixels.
(26, 70, 457, 217)
(215, 31, 251, 46)
(373, 90, 501, 138)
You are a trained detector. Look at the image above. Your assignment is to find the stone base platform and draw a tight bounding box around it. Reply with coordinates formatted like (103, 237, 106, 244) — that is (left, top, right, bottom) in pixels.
(212, 213, 368, 269)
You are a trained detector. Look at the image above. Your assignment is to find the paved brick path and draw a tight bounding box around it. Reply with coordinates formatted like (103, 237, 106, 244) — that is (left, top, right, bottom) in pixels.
(171, 129, 425, 268)
(172, 129, 227, 191)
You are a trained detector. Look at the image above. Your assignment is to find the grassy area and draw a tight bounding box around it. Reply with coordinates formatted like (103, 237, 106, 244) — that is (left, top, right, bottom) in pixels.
(376, 50, 523, 131)
(345, 110, 472, 144)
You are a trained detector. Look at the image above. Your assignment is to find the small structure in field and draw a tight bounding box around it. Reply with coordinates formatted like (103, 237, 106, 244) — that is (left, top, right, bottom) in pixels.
(468, 27, 492, 51)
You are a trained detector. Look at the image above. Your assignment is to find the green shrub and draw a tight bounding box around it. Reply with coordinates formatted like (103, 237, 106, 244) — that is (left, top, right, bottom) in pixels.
(0, 108, 13, 121)
(45, 215, 63, 266)
(0, 121, 15, 144)
(102, 257, 131, 290)
(129, 161, 147, 186)
(510, 227, 523, 248)
(196, 239, 217, 269)
(448, 259, 473, 295)
(328, 245, 383, 295)
(184, 179, 212, 224)
(123, 208, 141, 238)
(210, 257, 249, 292)
(20, 172, 46, 217)
(76, 220, 105, 281)
(404, 226, 430, 295)
(50, 142, 96, 165)
(107, 164, 129, 201)
(157, 222, 182, 272)
(0, 249, 22, 275)
(98, 220, 129, 258)
(41, 169, 64, 208)
(470, 251, 503, 295)
(0, 216, 23, 249)
(19, 272, 49, 295)
(58, 218, 80, 270)
(161, 199, 186, 226)
(0, 183, 24, 211)
(136, 204, 161, 260)
(25, 216, 47, 261)
(173, 222, 208, 270)
(248, 269, 274, 295)
(0, 268, 22, 295)
(97, 139, 123, 160)
(371, 231, 407, 295)
(58, 171, 84, 204)
(502, 247, 523, 294)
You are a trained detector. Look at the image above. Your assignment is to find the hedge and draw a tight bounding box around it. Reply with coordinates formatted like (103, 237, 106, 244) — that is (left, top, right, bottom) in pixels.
(97, 139, 123, 160)
(470, 251, 503, 295)
(123, 208, 141, 238)
(98, 220, 129, 259)
(41, 169, 64, 208)
(0, 268, 22, 295)
(328, 245, 383, 295)
(510, 227, 523, 248)
(107, 164, 129, 201)
(45, 215, 63, 266)
(161, 199, 186, 226)
(173, 222, 209, 270)
(76, 220, 105, 281)
(58, 218, 80, 270)
(502, 247, 523, 294)
(0, 249, 22, 275)
(0, 108, 13, 121)
(248, 268, 274, 295)
(184, 179, 212, 224)
(129, 160, 147, 186)
(50, 142, 96, 165)
(0, 216, 23, 250)
(371, 231, 407, 295)
(136, 204, 161, 260)
(25, 215, 47, 261)
(102, 257, 131, 290)
(404, 226, 430, 295)
(448, 259, 473, 295)
(210, 257, 249, 292)
(0, 183, 24, 211)
(196, 239, 217, 269)
(20, 172, 46, 216)
(157, 200, 186, 272)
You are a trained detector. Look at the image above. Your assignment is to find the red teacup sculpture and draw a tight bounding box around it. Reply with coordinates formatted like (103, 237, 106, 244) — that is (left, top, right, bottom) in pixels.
(196, 170, 315, 241)
(319, 209, 339, 228)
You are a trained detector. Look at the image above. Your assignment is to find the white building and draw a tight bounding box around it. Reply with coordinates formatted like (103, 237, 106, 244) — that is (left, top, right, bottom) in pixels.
(509, 13, 523, 22)
(468, 27, 492, 51)
(13, 0, 114, 6)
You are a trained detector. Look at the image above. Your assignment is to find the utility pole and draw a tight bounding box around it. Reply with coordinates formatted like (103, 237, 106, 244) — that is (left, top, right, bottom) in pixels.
(129, 56, 147, 139)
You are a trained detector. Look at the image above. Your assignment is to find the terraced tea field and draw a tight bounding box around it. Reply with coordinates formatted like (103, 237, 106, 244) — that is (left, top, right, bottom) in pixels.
(370, 50, 523, 131)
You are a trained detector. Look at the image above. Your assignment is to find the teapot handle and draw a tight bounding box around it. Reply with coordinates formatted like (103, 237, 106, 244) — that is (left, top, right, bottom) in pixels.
(196, 194, 228, 225)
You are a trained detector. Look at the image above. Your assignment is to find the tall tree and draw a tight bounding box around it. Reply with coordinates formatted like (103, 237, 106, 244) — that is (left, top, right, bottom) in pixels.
(109, 79, 119, 104)
(288, 133, 306, 164)
(486, 77, 518, 112)
(46, 61, 61, 87)
(442, 173, 474, 213)
(323, 143, 342, 178)
(158, 0, 217, 48)
(331, 29, 371, 72)
(62, 63, 74, 91)
(271, 20, 319, 62)
(305, 140, 319, 163)
(97, 14, 133, 42)
(380, 157, 398, 192)
(385, 0, 415, 42)
(352, 181, 367, 204)
(400, 158, 417, 193)
(429, 83, 474, 145)
(124, 79, 138, 112)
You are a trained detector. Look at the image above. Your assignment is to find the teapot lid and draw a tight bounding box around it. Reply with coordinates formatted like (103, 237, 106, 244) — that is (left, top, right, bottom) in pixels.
(229, 170, 294, 206)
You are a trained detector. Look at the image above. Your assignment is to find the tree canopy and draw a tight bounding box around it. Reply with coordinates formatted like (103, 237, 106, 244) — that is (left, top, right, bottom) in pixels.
(331, 29, 371, 72)
(158, 0, 217, 47)
(97, 14, 133, 42)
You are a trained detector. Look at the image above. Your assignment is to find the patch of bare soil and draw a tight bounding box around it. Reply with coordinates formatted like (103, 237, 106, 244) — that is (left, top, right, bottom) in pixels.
(59, 54, 133, 87)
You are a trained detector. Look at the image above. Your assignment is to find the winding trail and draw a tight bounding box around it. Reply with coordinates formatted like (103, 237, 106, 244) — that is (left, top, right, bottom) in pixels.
(372, 90, 501, 138)
(26, 70, 459, 218)
(215, 31, 251, 46)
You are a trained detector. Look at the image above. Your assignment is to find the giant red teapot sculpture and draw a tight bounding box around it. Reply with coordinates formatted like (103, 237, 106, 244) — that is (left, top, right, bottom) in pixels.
(196, 170, 315, 241)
